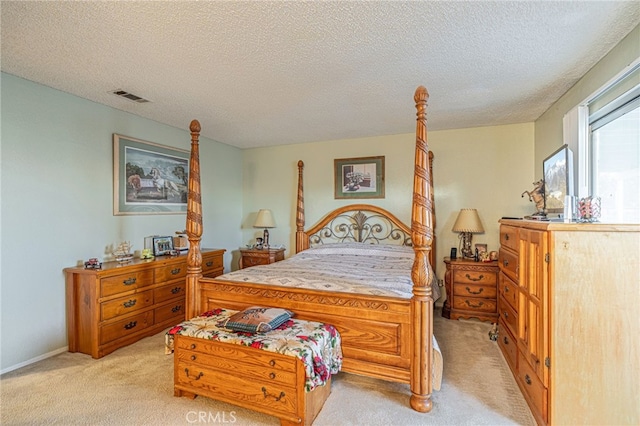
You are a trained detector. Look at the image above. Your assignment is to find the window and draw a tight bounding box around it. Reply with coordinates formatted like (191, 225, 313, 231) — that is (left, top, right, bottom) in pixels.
(567, 60, 640, 224)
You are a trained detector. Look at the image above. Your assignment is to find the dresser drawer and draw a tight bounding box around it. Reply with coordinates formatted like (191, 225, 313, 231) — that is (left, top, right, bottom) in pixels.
(499, 293, 518, 337)
(101, 290, 154, 321)
(155, 299, 185, 324)
(100, 310, 154, 344)
(499, 272, 518, 311)
(155, 282, 185, 303)
(202, 254, 224, 276)
(453, 283, 497, 299)
(498, 318, 518, 371)
(518, 352, 548, 424)
(155, 263, 187, 282)
(500, 225, 519, 252)
(100, 270, 154, 298)
(498, 249, 518, 282)
(451, 296, 497, 314)
(453, 269, 497, 286)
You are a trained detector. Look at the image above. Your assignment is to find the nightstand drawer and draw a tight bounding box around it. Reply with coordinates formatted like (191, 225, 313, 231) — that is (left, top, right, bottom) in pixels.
(453, 283, 497, 299)
(451, 296, 497, 313)
(453, 270, 496, 286)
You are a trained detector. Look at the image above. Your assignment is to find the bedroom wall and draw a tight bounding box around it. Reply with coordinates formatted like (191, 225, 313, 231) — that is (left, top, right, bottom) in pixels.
(241, 122, 536, 297)
(535, 24, 639, 176)
(0, 73, 243, 373)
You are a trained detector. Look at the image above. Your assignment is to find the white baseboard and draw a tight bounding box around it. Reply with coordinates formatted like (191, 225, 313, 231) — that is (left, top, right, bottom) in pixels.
(1, 346, 69, 376)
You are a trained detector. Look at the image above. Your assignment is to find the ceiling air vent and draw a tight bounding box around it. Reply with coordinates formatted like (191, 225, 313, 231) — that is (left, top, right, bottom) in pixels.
(110, 89, 150, 103)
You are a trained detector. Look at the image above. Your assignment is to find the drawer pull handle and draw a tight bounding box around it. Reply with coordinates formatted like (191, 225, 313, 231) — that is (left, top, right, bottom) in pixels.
(123, 299, 137, 308)
(190, 343, 196, 350)
(184, 368, 203, 380)
(465, 286, 484, 295)
(171, 268, 181, 275)
(269, 372, 276, 379)
(171, 305, 182, 313)
(123, 277, 137, 285)
(465, 274, 484, 282)
(503, 337, 509, 344)
(503, 311, 508, 318)
(206, 261, 213, 267)
(124, 321, 137, 330)
(524, 374, 532, 385)
(171, 287, 182, 294)
(269, 360, 276, 366)
(464, 300, 484, 308)
(505, 235, 510, 241)
(503, 260, 509, 267)
(261, 387, 285, 401)
(190, 355, 196, 361)
(504, 286, 509, 293)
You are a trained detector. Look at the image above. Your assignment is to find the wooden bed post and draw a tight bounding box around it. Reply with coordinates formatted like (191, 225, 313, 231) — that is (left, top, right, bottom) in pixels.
(295, 160, 306, 253)
(185, 119, 203, 320)
(410, 86, 434, 413)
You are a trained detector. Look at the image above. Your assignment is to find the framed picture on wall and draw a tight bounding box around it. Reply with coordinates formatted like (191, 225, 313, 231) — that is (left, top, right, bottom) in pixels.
(334, 156, 385, 199)
(113, 134, 189, 215)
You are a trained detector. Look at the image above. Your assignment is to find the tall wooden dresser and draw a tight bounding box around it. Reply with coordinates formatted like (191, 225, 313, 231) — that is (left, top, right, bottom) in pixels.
(64, 249, 225, 358)
(497, 220, 639, 425)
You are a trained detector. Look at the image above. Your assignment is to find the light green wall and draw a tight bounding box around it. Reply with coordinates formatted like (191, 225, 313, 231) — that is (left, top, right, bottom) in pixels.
(242, 123, 536, 288)
(535, 24, 639, 176)
(0, 73, 243, 372)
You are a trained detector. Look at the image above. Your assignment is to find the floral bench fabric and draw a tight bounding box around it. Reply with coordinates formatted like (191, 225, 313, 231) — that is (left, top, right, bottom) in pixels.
(166, 308, 343, 392)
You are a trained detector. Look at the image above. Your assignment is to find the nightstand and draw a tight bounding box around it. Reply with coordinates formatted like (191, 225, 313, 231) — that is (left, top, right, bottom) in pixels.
(442, 257, 498, 322)
(239, 248, 285, 269)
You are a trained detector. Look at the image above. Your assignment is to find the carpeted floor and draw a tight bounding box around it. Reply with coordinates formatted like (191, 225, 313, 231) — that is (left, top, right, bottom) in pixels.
(0, 309, 535, 425)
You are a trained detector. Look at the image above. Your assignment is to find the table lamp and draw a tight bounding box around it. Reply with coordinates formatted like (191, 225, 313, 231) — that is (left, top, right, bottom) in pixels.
(254, 209, 276, 249)
(452, 208, 484, 259)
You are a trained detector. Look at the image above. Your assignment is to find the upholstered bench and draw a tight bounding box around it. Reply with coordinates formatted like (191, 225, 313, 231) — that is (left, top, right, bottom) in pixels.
(166, 308, 342, 426)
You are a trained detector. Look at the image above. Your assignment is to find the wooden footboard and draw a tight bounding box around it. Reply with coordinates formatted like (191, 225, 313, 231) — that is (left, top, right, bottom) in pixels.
(199, 277, 413, 384)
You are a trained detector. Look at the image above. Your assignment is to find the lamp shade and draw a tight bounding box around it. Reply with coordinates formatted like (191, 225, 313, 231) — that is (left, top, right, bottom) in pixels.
(253, 209, 276, 228)
(452, 209, 484, 233)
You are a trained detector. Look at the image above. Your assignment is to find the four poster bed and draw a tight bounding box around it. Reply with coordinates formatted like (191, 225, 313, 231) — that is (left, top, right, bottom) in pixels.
(182, 86, 438, 413)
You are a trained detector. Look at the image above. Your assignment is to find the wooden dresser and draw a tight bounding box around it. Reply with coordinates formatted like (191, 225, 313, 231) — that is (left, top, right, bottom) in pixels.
(239, 247, 285, 269)
(64, 249, 225, 358)
(498, 220, 639, 425)
(442, 257, 498, 322)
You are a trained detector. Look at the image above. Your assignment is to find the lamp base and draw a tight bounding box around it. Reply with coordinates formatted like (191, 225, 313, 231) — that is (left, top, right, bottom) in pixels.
(263, 228, 270, 249)
(459, 232, 474, 259)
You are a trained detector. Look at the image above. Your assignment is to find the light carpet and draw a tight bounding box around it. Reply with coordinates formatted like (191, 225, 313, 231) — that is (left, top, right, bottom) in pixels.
(1, 309, 535, 425)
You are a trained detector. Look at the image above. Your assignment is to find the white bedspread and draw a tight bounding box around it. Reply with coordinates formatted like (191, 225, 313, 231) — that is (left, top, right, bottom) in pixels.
(219, 243, 440, 302)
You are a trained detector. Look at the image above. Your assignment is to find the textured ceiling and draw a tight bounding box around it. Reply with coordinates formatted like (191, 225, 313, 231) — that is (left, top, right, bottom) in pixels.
(2, 1, 639, 149)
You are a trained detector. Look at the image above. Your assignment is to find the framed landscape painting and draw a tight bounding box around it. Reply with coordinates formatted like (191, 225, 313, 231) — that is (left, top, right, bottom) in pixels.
(113, 134, 189, 215)
(334, 156, 385, 199)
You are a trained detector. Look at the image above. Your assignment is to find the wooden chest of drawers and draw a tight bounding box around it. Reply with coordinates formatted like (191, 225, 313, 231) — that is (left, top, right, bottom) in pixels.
(174, 334, 331, 426)
(442, 257, 498, 322)
(64, 249, 225, 358)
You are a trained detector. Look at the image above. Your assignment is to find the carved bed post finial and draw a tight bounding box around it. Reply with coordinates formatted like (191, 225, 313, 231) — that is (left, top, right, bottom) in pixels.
(295, 160, 307, 253)
(185, 119, 203, 320)
(410, 85, 434, 413)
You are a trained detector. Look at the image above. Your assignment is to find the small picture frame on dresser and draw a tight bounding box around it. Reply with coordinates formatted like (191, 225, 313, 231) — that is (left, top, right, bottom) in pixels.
(153, 236, 174, 256)
(475, 243, 487, 254)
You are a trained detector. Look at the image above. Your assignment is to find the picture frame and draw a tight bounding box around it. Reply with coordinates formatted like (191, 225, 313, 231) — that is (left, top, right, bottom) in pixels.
(113, 134, 189, 215)
(152, 236, 174, 256)
(475, 243, 488, 254)
(334, 156, 385, 199)
(543, 144, 574, 214)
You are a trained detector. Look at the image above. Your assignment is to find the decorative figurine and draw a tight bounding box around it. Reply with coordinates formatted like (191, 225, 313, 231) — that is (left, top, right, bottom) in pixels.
(112, 241, 134, 263)
(521, 179, 546, 218)
(84, 258, 102, 269)
(141, 248, 154, 259)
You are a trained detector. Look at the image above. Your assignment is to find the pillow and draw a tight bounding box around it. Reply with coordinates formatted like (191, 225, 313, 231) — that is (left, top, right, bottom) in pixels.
(218, 307, 293, 334)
